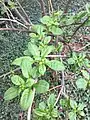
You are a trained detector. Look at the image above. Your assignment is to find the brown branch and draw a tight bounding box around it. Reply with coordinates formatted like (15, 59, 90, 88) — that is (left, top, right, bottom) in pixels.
(0, 67, 20, 79)
(39, 0, 46, 16)
(15, 0, 32, 24)
(48, 85, 62, 91)
(54, 86, 64, 106)
(75, 43, 90, 52)
(71, 17, 89, 38)
(48, 0, 53, 14)
(0, 18, 28, 29)
(59, 22, 81, 28)
(2, 2, 14, 28)
(14, 8, 30, 25)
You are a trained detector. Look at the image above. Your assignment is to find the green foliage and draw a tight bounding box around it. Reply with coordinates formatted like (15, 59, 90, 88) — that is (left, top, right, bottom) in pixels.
(69, 99, 85, 120)
(60, 98, 86, 120)
(20, 89, 35, 110)
(12, 56, 33, 78)
(46, 60, 65, 71)
(11, 75, 25, 86)
(67, 52, 86, 67)
(34, 80, 49, 93)
(76, 69, 90, 90)
(4, 74, 50, 110)
(3, 4, 90, 119)
(4, 87, 19, 101)
(34, 94, 58, 120)
(76, 78, 88, 90)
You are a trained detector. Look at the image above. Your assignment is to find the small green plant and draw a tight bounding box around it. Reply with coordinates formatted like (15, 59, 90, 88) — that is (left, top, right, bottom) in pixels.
(3, 3, 90, 120)
(33, 94, 59, 120)
(4, 12, 65, 111)
(60, 98, 86, 120)
(67, 52, 88, 70)
(76, 70, 90, 90)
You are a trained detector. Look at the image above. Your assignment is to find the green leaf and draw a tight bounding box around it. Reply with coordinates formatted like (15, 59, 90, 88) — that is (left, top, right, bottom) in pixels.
(34, 108, 46, 116)
(47, 94, 56, 107)
(4, 87, 18, 101)
(77, 11, 86, 20)
(79, 111, 85, 117)
(69, 112, 76, 120)
(25, 78, 35, 88)
(20, 89, 35, 110)
(30, 67, 40, 78)
(66, 16, 75, 25)
(41, 46, 55, 57)
(12, 56, 33, 66)
(51, 108, 58, 118)
(33, 25, 45, 35)
(35, 80, 49, 93)
(12, 57, 23, 66)
(67, 58, 75, 65)
(11, 75, 25, 86)
(30, 33, 37, 38)
(84, 19, 90, 26)
(21, 58, 33, 78)
(76, 78, 87, 90)
(78, 103, 86, 111)
(40, 16, 51, 24)
(39, 64, 46, 75)
(86, 3, 90, 13)
(28, 42, 40, 57)
(81, 70, 90, 80)
(46, 60, 65, 71)
(37, 25, 45, 35)
(60, 99, 69, 108)
(70, 99, 77, 109)
(39, 102, 46, 110)
(24, 50, 30, 56)
(51, 26, 63, 35)
(43, 36, 51, 44)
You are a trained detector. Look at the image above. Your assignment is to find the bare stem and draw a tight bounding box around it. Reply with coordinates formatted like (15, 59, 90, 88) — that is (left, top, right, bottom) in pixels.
(0, 67, 20, 79)
(15, 0, 32, 24)
(0, 18, 28, 29)
(27, 88, 35, 120)
(48, 85, 62, 92)
(71, 17, 89, 38)
(54, 86, 64, 106)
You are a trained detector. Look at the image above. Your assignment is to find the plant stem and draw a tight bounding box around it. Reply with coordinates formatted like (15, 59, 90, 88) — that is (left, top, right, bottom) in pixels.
(27, 88, 35, 120)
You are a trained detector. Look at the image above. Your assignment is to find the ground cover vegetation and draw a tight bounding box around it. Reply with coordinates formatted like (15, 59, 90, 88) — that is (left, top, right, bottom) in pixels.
(0, 0, 90, 120)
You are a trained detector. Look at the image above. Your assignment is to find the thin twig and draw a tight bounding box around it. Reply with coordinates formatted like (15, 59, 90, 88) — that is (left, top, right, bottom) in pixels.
(27, 79, 37, 120)
(0, 67, 20, 79)
(15, 0, 32, 24)
(54, 57, 65, 106)
(71, 17, 89, 38)
(0, 18, 28, 29)
(48, 85, 62, 92)
(59, 22, 81, 28)
(5, 5, 15, 20)
(75, 43, 90, 51)
(47, 54, 67, 58)
(39, 0, 46, 16)
(14, 8, 30, 25)
(54, 86, 64, 106)
(27, 88, 35, 120)
(48, 0, 53, 13)
(2, 3, 14, 28)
